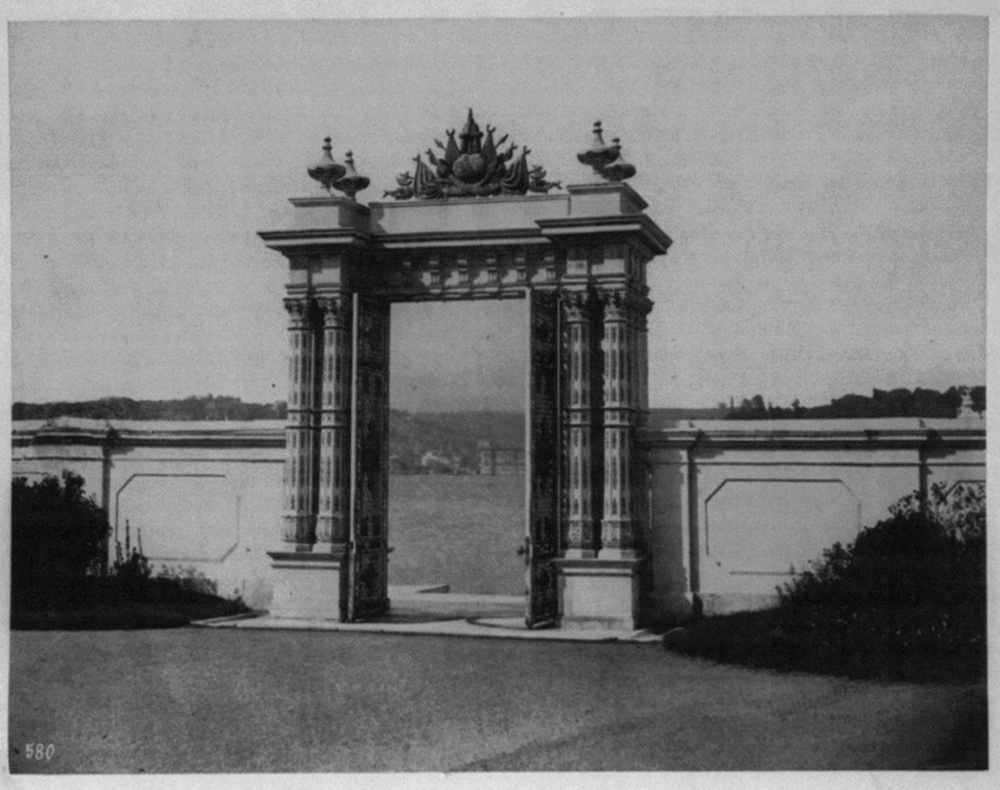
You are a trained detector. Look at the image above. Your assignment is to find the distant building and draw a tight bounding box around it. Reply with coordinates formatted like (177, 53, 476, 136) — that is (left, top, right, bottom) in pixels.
(478, 441, 525, 475)
(420, 450, 459, 474)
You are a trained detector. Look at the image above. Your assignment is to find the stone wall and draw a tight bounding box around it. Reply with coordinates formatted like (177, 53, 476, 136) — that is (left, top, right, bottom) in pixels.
(640, 417, 986, 622)
(11, 416, 985, 621)
(12, 419, 284, 610)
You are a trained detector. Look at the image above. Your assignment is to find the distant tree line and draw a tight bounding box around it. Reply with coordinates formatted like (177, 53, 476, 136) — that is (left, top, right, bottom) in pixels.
(722, 386, 985, 420)
(12, 395, 286, 422)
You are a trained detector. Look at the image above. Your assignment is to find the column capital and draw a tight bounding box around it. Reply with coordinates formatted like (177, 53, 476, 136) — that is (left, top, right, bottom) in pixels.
(315, 293, 350, 327)
(597, 288, 627, 318)
(560, 288, 593, 318)
(283, 297, 313, 327)
(596, 288, 652, 317)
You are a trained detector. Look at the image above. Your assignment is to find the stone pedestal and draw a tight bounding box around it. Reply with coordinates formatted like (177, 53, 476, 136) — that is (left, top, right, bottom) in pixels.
(555, 557, 643, 630)
(267, 551, 346, 620)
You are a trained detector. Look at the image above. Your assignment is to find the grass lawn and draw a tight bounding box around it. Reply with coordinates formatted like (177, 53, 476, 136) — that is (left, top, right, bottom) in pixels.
(8, 628, 987, 773)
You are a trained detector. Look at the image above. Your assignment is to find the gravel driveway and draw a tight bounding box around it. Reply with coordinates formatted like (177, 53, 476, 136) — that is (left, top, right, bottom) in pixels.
(8, 628, 986, 773)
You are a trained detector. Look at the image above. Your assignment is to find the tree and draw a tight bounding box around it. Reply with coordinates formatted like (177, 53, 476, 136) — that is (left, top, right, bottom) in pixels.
(11, 472, 110, 606)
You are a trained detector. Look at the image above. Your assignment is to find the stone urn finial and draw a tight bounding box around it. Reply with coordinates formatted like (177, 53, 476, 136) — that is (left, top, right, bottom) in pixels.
(308, 137, 347, 194)
(601, 138, 637, 182)
(577, 122, 637, 182)
(577, 121, 619, 174)
(334, 151, 370, 201)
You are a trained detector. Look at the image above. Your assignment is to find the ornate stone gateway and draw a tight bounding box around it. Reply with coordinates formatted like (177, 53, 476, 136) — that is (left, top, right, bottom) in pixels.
(260, 111, 670, 629)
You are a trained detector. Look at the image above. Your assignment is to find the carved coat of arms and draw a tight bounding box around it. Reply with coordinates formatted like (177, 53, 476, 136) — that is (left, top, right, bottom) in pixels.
(384, 109, 561, 200)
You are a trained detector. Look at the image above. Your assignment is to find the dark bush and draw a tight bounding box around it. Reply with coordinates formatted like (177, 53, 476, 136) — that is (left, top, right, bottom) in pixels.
(665, 483, 986, 682)
(12, 475, 249, 628)
(778, 482, 986, 678)
(11, 472, 110, 608)
(779, 483, 986, 649)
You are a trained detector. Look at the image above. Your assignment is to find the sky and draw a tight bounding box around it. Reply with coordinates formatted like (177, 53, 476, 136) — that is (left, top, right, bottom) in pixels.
(6, 10, 989, 413)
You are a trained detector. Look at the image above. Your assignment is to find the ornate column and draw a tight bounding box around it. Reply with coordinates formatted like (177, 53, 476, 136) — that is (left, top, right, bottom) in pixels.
(599, 289, 638, 558)
(628, 293, 653, 558)
(314, 294, 352, 553)
(280, 297, 320, 551)
(562, 290, 601, 558)
(636, 305, 650, 423)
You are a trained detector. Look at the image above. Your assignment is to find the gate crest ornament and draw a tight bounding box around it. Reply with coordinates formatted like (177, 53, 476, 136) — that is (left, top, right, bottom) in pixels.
(384, 109, 561, 200)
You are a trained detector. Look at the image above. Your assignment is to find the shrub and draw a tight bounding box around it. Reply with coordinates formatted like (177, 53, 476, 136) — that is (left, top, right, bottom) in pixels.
(156, 565, 219, 597)
(11, 472, 110, 606)
(107, 519, 153, 599)
(105, 524, 230, 604)
(775, 482, 986, 677)
(11, 478, 250, 628)
(665, 482, 986, 682)
(780, 482, 985, 609)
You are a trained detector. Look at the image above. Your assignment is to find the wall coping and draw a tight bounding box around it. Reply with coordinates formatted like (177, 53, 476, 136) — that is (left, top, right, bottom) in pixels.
(13, 416, 985, 452)
(639, 417, 986, 452)
(12, 418, 286, 449)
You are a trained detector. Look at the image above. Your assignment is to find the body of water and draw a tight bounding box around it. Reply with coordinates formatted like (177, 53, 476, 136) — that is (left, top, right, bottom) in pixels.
(388, 474, 525, 596)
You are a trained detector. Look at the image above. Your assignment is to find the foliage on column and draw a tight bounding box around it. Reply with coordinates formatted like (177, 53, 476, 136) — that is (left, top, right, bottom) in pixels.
(315, 294, 352, 550)
(281, 297, 320, 550)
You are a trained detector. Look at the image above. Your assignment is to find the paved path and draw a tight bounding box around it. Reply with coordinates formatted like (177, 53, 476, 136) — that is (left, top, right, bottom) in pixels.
(8, 628, 986, 774)
(202, 589, 661, 642)
(199, 610, 661, 643)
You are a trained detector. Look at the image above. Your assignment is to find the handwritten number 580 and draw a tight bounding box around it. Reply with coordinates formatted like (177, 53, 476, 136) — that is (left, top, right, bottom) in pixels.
(25, 743, 55, 760)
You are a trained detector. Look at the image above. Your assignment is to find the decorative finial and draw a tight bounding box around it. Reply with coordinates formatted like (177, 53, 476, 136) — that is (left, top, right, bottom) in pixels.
(333, 150, 370, 201)
(307, 137, 347, 193)
(577, 120, 618, 175)
(577, 122, 636, 182)
(589, 121, 606, 149)
(601, 138, 637, 182)
(459, 108, 484, 156)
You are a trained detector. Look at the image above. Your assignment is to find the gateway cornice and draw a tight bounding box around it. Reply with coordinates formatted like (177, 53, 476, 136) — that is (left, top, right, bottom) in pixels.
(259, 177, 670, 265)
(535, 214, 672, 258)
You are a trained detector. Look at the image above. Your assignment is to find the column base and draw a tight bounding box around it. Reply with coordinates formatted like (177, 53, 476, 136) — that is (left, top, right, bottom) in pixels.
(267, 548, 347, 621)
(597, 547, 640, 560)
(562, 548, 599, 560)
(554, 557, 643, 630)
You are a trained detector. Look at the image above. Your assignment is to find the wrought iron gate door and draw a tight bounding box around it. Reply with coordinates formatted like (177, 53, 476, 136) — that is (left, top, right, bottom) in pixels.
(346, 293, 391, 621)
(525, 288, 562, 628)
